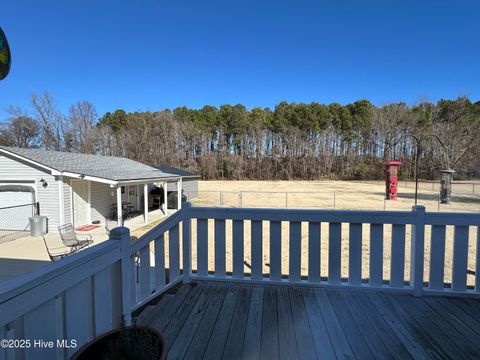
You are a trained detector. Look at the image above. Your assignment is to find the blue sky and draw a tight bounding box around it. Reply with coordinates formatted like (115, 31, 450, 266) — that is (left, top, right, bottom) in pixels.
(0, 0, 479, 119)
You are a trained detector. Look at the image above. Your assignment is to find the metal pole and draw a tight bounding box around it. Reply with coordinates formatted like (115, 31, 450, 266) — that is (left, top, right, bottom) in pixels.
(414, 143, 420, 206)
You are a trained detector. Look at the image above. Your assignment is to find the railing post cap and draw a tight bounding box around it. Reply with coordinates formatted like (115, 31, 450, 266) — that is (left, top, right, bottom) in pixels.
(412, 205, 426, 212)
(109, 226, 131, 241)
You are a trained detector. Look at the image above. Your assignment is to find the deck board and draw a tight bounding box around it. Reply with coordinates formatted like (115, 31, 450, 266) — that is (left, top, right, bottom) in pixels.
(241, 286, 264, 360)
(222, 286, 252, 359)
(202, 285, 239, 360)
(276, 287, 298, 360)
(138, 281, 480, 360)
(260, 286, 280, 360)
(183, 285, 229, 360)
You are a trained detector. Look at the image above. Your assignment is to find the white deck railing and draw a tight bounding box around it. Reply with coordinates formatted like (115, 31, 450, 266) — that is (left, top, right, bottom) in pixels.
(0, 241, 122, 359)
(187, 204, 480, 297)
(1, 203, 479, 359)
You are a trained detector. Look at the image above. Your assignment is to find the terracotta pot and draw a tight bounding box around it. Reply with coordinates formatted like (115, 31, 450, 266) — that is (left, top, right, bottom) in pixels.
(70, 326, 167, 360)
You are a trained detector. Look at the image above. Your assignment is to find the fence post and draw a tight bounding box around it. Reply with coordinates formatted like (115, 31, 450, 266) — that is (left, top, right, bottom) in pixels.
(110, 227, 132, 325)
(410, 205, 425, 297)
(182, 203, 192, 283)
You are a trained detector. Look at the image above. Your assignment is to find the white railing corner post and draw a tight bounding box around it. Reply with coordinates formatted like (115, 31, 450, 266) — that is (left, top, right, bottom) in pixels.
(410, 205, 426, 297)
(182, 202, 192, 283)
(110, 226, 133, 325)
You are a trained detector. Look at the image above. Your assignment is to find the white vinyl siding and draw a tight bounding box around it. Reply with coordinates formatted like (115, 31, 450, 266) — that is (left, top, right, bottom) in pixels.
(90, 181, 114, 223)
(167, 178, 198, 200)
(63, 177, 72, 224)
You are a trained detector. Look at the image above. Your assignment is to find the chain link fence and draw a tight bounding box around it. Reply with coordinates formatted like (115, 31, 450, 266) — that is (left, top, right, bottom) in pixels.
(363, 179, 479, 196)
(193, 190, 480, 213)
(0, 202, 40, 244)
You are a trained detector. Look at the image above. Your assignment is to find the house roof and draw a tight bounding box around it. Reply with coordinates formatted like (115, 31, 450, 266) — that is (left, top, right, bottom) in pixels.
(0, 146, 181, 184)
(153, 165, 200, 179)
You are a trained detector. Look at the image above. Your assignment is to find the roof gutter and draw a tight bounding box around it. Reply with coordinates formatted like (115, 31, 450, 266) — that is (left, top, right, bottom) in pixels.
(115, 177, 181, 186)
(61, 171, 118, 186)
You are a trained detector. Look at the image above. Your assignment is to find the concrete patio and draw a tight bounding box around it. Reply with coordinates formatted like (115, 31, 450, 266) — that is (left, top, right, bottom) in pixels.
(0, 208, 169, 283)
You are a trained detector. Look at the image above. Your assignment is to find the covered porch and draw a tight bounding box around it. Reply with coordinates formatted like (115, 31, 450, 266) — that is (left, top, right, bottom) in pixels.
(112, 177, 184, 227)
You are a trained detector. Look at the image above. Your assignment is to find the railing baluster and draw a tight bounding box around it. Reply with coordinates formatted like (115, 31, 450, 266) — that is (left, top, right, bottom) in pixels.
(270, 221, 282, 281)
(328, 222, 341, 284)
(139, 245, 151, 300)
(390, 224, 406, 288)
(429, 225, 446, 290)
(289, 221, 301, 282)
(410, 205, 425, 297)
(452, 225, 469, 291)
(251, 220, 263, 280)
(214, 219, 226, 277)
(369, 223, 384, 287)
(476, 227, 480, 292)
(348, 223, 362, 285)
(197, 219, 208, 276)
(232, 220, 244, 279)
(182, 203, 192, 282)
(308, 222, 321, 283)
(154, 235, 165, 289)
(169, 224, 180, 282)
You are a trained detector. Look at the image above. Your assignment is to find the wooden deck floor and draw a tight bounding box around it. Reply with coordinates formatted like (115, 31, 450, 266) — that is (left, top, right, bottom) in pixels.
(137, 281, 480, 360)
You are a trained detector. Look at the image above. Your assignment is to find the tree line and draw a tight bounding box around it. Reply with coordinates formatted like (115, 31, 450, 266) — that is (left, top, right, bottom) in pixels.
(1, 92, 479, 181)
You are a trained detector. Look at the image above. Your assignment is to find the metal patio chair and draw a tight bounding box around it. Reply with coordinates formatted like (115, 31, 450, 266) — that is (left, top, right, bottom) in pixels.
(58, 223, 93, 252)
(42, 236, 71, 262)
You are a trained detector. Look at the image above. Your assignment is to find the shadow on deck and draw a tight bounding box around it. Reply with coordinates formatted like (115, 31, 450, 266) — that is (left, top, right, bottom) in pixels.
(136, 281, 480, 359)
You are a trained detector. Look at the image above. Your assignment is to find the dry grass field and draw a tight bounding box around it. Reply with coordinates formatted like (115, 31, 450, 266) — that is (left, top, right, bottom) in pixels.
(153, 180, 480, 287)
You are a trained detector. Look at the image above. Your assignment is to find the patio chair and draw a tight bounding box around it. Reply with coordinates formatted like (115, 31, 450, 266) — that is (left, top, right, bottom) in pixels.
(58, 223, 93, 251)
(42, 236, 71, 262)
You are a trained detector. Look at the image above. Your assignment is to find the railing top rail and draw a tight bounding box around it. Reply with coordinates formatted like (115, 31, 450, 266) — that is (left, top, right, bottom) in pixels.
(425, 212, 480, 226)
(130, 208, 185, 253)
(0, 240, 120, 305)
(190, 206, 417, 224)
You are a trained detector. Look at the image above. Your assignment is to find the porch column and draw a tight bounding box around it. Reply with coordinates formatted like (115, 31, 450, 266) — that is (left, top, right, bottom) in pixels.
(144, 183, 149, 224)
(177, 178, 183, 210)
(163, 182, 168, 215)
(136, 184, 141, 210)
(116, 186, 122, 226)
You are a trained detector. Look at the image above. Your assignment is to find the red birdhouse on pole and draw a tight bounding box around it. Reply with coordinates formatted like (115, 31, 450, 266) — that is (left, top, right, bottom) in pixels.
(385, 161, 401, 200)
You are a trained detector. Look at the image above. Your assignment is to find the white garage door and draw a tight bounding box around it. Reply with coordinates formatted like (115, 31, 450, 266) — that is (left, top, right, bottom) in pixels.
(0, 185, 35, 231)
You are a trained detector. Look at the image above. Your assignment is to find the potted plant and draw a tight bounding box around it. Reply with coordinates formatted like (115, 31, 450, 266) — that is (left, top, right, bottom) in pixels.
(71, 325, 167, 360)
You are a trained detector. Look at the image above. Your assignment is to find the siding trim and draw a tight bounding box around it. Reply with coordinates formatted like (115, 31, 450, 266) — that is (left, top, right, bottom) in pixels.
(58, 176, 64, 224)
(87, 181, 92, 224)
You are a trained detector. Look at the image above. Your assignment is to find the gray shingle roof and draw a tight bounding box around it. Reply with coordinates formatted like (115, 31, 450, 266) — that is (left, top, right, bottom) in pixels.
(153, 165, 199, 178)
(0, 146, 180, 182)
